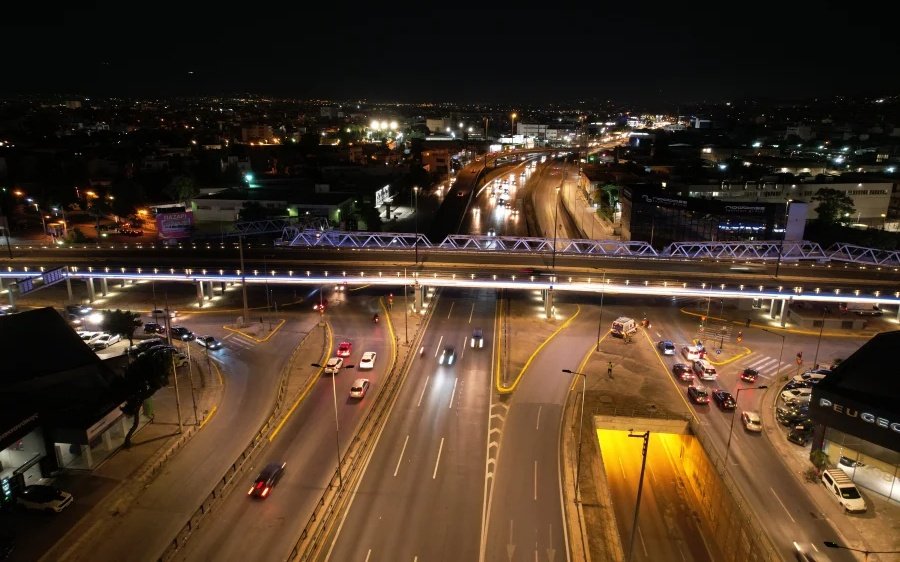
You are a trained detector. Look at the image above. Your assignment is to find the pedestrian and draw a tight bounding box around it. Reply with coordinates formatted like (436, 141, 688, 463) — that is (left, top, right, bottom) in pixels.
(607, 362, 613, 378)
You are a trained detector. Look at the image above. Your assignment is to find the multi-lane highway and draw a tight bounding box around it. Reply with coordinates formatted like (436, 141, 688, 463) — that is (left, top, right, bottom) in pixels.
(323, 288, 495, 561)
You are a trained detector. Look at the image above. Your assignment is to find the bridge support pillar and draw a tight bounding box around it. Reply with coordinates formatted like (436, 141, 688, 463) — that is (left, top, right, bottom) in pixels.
(413, 285, 424, 313)
(221, 282, 227, 294)
(101, 278, 109, 296)
(86, 278, 96, 303)
(769, 298, 777, 318)
(779, 299, 789, 327)
(208, 281, 215, 299)
(7, 283, 16, 308)
(544, 289, 554, 319)
(196, 281, 205, 308)
(66, 277, 73, 302)
(0, 277, 4, 291)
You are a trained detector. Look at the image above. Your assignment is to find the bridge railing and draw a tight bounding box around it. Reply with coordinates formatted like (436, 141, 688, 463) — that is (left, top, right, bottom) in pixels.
(280, 228, 900, 267)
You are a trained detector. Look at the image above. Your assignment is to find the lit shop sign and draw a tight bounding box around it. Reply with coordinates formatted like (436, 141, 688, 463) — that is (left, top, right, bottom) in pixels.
(723, 205, 766, 214)
(817, 398, 900, 433)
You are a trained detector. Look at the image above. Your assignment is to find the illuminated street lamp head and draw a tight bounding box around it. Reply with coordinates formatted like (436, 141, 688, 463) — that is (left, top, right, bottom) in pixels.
(244, 172, 254, 183)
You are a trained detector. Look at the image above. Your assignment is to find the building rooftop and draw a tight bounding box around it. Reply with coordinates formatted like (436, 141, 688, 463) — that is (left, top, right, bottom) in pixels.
(816, 330, 900, 411)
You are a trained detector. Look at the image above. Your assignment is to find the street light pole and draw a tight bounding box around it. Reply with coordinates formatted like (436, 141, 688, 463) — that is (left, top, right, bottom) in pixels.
(312, 362, 344, 494)
(627, 430, 650, 562)
(413, 186, 419, 265)
(552, 157, 567, 273)
(724, 385, 767, 463)
(238, 235, 249, 326)
(823, 540, 900, 561)
(812, 306, 829, 368)
(595, 271, 607, 352)
(562, 369, 587, 501)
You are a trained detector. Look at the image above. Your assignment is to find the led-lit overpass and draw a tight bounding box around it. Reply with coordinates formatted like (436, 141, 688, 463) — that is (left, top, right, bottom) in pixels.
(3, 234, 900, 315)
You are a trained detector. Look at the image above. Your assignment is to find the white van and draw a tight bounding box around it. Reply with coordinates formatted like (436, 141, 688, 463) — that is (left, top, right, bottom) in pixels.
(821, 469, 866, 513)
(611, 317, 637, 338)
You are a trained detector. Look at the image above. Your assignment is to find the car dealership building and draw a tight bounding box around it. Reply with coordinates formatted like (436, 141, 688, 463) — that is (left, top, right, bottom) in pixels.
(811, 331, 900, 502)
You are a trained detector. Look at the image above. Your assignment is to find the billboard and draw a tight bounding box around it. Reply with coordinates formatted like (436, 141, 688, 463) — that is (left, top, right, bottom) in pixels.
(156, 211, 194, 240)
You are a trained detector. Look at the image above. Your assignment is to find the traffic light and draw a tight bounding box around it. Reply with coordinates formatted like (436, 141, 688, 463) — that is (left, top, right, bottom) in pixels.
(701, 316, 706, 323)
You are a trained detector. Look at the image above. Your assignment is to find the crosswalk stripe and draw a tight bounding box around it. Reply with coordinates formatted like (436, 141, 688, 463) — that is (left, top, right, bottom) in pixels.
(228, 334, 256, 348)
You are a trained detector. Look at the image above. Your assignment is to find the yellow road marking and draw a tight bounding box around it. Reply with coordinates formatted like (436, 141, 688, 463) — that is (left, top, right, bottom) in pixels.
(640, 326, 697, 419)
(199, 406, 217, 429)
(497, 306, 581, 394)
(222, 319, 286, 342)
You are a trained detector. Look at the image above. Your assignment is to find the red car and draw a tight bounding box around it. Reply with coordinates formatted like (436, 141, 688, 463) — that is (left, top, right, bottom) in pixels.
(336, 341, 352, 357)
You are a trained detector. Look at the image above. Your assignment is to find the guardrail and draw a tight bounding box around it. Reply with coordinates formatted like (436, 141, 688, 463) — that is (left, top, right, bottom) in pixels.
(157, 325, 322, 560)
(286, 294, 438, 561)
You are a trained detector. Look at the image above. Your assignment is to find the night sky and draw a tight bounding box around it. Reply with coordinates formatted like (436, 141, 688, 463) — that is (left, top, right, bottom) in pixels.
(3, 3, 898, 105)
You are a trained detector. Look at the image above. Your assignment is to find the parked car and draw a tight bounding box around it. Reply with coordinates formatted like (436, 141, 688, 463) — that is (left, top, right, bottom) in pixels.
(195, 335, 222, 350)
(712, 389, 736, 410)
(247, 462, 286, 499)
(657, 340, 676, 355)
(16, 485, 74, 513)
(173, 352, 188, 368)
(776, 404, 810, 426)
(90, 333, 121, 350)
(78, 331, 103, 344)
(144, 322, 166, 334)
(820, 469, 866, 513)
(781, 387, 812, 404)
(787, 421, 814, 445)
(129, 337, 164, 354)
(349, 378, 370, 399)
(687, 385, 710, 405)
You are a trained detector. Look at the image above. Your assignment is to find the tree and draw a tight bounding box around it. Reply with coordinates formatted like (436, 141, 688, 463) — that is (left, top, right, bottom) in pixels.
(811, 188, 855, 225)
(120, 348, 171, 447)
(102, 308, 139, 348)
(165, 175, 199, 203)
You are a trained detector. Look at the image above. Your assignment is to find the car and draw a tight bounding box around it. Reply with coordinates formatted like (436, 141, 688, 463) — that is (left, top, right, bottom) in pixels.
(439, 346, 456, 366)
(657, 340, 676, 355)
(195, 335, 222, 350)
(66, 304, 92, 317)
(486, 228, 496, 237)
(471, 328, 484, 348)
(792, 371, 829, 385)
(173, 352, 188, 368)
(784, 379, 811, 391)
(787, 421, 814, 445)
(792, 542, 822, 562)
(776, 404, 810, 426)
(359, 351, 376, 370)
(324, 357, 343, 375)
(712, 389, 736, 410)
(149, 308, 177, 319)
(781, 387, 812, 404)
(691, 360, 718, 380)
(681, 345, 703, 361)
(143, 322, 166, 334)
(336, 341, 352, 357)
(687, 385, 710, 405)
(741, 411, 763, 432)
(349, 378, 370, 399)
(821, 469, 866, 513)
(129, 337, 164, 353)
(78, 331, 103, 344)
(672, 363, 694, 382)
(247, 461, 286, 499)
(16, 484, 74, 513)
(170, 326, 194, 341)
(740, 367, 759, 383)
(90, 333, 121, 350)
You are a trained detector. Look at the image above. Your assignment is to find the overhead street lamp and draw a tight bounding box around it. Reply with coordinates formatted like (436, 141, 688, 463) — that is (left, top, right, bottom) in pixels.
(510, 112, 517, 136)
(823, 541, 900, 561)
(312, 361, 355, 495)
(626, 430, 650, 562)
(562, 369, 587, 501)
(724, 385, 768, 464)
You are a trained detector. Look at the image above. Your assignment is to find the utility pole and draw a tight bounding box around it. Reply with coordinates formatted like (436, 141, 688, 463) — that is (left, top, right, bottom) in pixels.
(185, 338, 199, 425)
(163, 292, 183, 434)
(403, 268, 409, 344)
(627, 431, 650, 562)
(239, 235, 249, 326)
